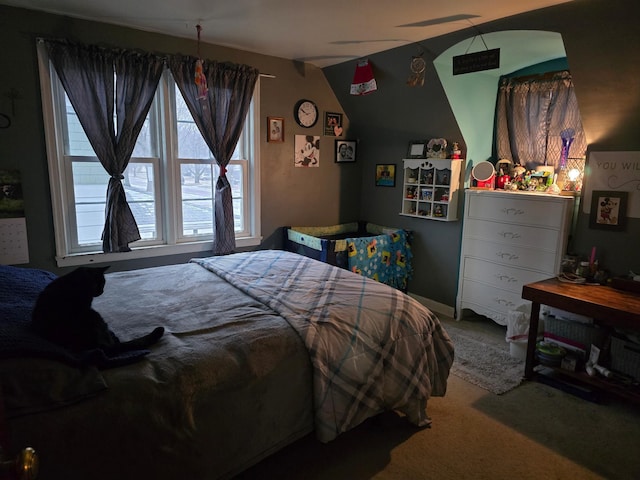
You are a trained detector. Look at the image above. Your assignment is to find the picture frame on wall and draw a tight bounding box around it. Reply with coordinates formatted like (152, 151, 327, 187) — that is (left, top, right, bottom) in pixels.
(294, 135, 320, 167)
(324, 112, 343, 136)
(375, 164, 396, 187)
(335, 140, 356, 163)
(267, 116, 284, 143)
(589, 190, 628, 231)
(407, 140, 427, 159)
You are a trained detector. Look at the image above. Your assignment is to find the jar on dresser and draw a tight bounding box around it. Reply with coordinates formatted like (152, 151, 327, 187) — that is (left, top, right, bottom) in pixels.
(456, 189, 574, 325)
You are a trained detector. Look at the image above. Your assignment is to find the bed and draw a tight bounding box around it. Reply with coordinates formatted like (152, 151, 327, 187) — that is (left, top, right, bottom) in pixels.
(284, 222, 413, 291)
(0, 250, 454, 480)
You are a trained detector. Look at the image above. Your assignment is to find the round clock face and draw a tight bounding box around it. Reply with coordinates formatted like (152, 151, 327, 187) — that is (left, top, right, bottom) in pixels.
(295, 99, 318, 128)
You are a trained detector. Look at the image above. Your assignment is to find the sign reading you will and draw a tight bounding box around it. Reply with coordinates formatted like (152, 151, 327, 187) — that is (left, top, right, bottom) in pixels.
(453, 48, 500, 75)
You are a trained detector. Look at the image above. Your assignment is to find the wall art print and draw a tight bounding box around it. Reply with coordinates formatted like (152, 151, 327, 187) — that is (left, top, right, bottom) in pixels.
(294, 135, 320, 167)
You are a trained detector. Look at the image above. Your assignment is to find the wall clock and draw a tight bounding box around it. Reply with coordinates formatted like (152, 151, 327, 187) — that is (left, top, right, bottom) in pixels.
(294, 99, 318, 128)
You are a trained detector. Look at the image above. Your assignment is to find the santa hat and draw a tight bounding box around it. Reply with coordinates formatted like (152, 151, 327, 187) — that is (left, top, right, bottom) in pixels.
(350, 59, 377, 96)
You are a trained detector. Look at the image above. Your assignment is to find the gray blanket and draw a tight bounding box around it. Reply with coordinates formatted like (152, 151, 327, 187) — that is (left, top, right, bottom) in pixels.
(7, 252, 454, 479)
(194, 250, 454, 442)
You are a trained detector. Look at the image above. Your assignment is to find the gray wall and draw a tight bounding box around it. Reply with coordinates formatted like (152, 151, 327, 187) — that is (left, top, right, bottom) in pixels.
(0, 6, 363, 273)
(1, 1, 639, 310)
(324, 0, 640, 307)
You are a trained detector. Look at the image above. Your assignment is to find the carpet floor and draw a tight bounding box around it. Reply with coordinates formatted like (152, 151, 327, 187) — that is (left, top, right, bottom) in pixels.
(237, 314, 640, 480)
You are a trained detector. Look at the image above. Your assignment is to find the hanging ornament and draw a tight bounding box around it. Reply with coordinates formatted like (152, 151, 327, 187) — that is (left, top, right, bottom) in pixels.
(407, 54, 426, 87)
(194, 24, 208, 100)
(350, 59, 377, 96)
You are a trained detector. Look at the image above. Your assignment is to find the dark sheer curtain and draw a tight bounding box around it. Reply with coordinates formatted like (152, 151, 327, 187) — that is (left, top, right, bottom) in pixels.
(495, 71, 586, 170)
(169, 55, 258, 255)
(44, 40, 164, 252)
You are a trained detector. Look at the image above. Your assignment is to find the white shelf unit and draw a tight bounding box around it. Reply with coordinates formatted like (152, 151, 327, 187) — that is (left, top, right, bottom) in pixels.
(400, 158, 462, 221)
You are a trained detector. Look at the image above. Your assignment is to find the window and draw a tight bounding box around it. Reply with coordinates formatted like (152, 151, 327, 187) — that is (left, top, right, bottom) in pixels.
(37, 43, 261, 266)
(495, 70, 586, 170)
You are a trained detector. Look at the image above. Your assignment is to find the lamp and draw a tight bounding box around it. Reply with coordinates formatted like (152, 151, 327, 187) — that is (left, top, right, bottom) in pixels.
(558, 157, 585, 194)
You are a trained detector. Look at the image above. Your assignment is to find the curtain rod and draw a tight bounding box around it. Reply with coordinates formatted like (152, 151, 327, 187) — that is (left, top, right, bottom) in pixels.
(38, 37, 276, 78)
(510, 70, 570, 83)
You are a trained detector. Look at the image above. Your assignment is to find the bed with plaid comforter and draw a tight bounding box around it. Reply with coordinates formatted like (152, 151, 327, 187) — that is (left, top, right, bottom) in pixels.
(194, 249, 454, 442)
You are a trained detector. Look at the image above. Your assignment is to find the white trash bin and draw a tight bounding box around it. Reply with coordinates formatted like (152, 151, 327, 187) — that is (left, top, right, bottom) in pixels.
(506, 305, 533, 361)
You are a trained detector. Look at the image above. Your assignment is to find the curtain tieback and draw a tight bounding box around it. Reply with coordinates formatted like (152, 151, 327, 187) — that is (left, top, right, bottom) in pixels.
(220, 166, 227, 177)
(111, 174, 125, 180)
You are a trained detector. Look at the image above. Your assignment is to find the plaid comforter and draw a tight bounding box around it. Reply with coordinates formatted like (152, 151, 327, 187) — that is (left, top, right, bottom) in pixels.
(194, 250, 454, 442)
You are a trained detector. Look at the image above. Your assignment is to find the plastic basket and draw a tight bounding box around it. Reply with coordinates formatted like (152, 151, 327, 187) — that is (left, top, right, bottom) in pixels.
(543, 316, 606, 354)
(610, 335, 640, 381)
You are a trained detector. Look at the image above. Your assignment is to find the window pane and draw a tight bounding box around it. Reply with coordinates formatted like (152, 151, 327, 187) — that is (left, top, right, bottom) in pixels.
(181, 163, 214, 236)
(65, 96, 94, 156)
(175, 88, 211, 160)
(174, 86, 242, 160)
(63, 93, 154, 157)
(227, 164, 245, 231)
(132, 120, 154, 158)
(73, 162, 107, 245)
(72, 161, 157, 245)
(126, 164, 158, 240)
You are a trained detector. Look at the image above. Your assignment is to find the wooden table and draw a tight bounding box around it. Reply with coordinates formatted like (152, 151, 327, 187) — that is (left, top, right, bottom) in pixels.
(521, 277, 640, 379)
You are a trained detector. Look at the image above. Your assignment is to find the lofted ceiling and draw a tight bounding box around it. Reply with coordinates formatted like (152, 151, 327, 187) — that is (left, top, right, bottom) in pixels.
(1, 0, 573, 68)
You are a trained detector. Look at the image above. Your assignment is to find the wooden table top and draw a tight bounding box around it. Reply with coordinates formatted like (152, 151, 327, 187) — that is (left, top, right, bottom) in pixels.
(522, 277, 640, 330)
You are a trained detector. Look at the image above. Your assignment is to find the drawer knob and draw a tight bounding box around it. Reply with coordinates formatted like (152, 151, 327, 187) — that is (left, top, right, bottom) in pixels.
(494, 298, 517, 308)
(501, 207, 525, 216)
(498, 231, 521, 239)
(496, 274, 517, 283)
(0, 446, 38, 480)
(496, 251, 519, 260)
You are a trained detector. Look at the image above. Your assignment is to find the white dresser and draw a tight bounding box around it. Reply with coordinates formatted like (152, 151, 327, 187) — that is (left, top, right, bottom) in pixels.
(456, 189, 574, 325)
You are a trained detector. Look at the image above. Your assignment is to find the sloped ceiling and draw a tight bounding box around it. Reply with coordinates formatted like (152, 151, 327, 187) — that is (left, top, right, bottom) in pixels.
(1, 0, 574, 67)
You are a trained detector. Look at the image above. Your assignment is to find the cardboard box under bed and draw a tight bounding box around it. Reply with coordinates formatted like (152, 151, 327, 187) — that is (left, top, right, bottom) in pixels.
(283, 222, 412, 291)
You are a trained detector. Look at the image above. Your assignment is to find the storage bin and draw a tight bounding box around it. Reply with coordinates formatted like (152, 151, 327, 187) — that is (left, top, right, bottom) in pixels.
(610, 335, 640, 381)
(543, 316, 606, 359)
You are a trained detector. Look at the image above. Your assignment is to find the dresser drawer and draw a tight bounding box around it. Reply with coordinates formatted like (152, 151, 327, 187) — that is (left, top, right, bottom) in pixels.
(466, 192, 567, 228)
(460, 279, 528, 319)
(457, 301, 511, 326)
(462, 238, 558, 272)
(463, 218, 562, 251)
(462, 257, 553, 294)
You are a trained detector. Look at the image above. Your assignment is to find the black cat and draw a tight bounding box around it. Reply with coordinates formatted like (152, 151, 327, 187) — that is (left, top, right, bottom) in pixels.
(31, 266, 164, 356)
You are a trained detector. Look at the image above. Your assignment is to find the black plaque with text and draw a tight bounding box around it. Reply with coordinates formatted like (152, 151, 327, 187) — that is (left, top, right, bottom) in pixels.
(453, 48, 500, 75)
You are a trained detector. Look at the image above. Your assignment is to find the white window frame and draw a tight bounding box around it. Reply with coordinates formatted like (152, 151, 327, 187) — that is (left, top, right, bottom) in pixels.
(37, 41, 261, 267)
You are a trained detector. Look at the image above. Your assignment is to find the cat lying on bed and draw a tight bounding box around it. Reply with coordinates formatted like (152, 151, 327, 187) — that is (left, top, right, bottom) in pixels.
(31, 266, 164, 357)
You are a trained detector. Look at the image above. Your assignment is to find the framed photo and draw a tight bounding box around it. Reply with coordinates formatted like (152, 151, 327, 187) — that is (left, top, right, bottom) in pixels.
(407, 140, 427, 159)
(589, 190, 628, 231)
(324, 112, 343, 136)
(267, 116, 284, 143)
(335, 140, 356, 163)
(375, 164, 396, 187)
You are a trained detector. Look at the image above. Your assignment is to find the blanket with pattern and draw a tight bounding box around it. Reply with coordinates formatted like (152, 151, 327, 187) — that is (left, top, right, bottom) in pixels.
(194, 250, 454, 442)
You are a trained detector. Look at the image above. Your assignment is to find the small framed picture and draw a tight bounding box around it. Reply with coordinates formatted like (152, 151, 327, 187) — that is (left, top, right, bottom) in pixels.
(324, 112, 344, 136)
(335, 140, 356, 163)
(589, 190, 628, 231)
(375, 164, 396, 187)
(407, 140, 427, 159)
(267, 116, 284, 143)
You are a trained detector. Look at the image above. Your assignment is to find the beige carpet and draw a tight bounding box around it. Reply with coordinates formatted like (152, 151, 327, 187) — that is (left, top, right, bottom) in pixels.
(237, 316, 640, 480)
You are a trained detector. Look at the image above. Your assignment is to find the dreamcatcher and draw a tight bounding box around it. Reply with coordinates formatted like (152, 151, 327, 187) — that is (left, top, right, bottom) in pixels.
(407, 53, 426, 87)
